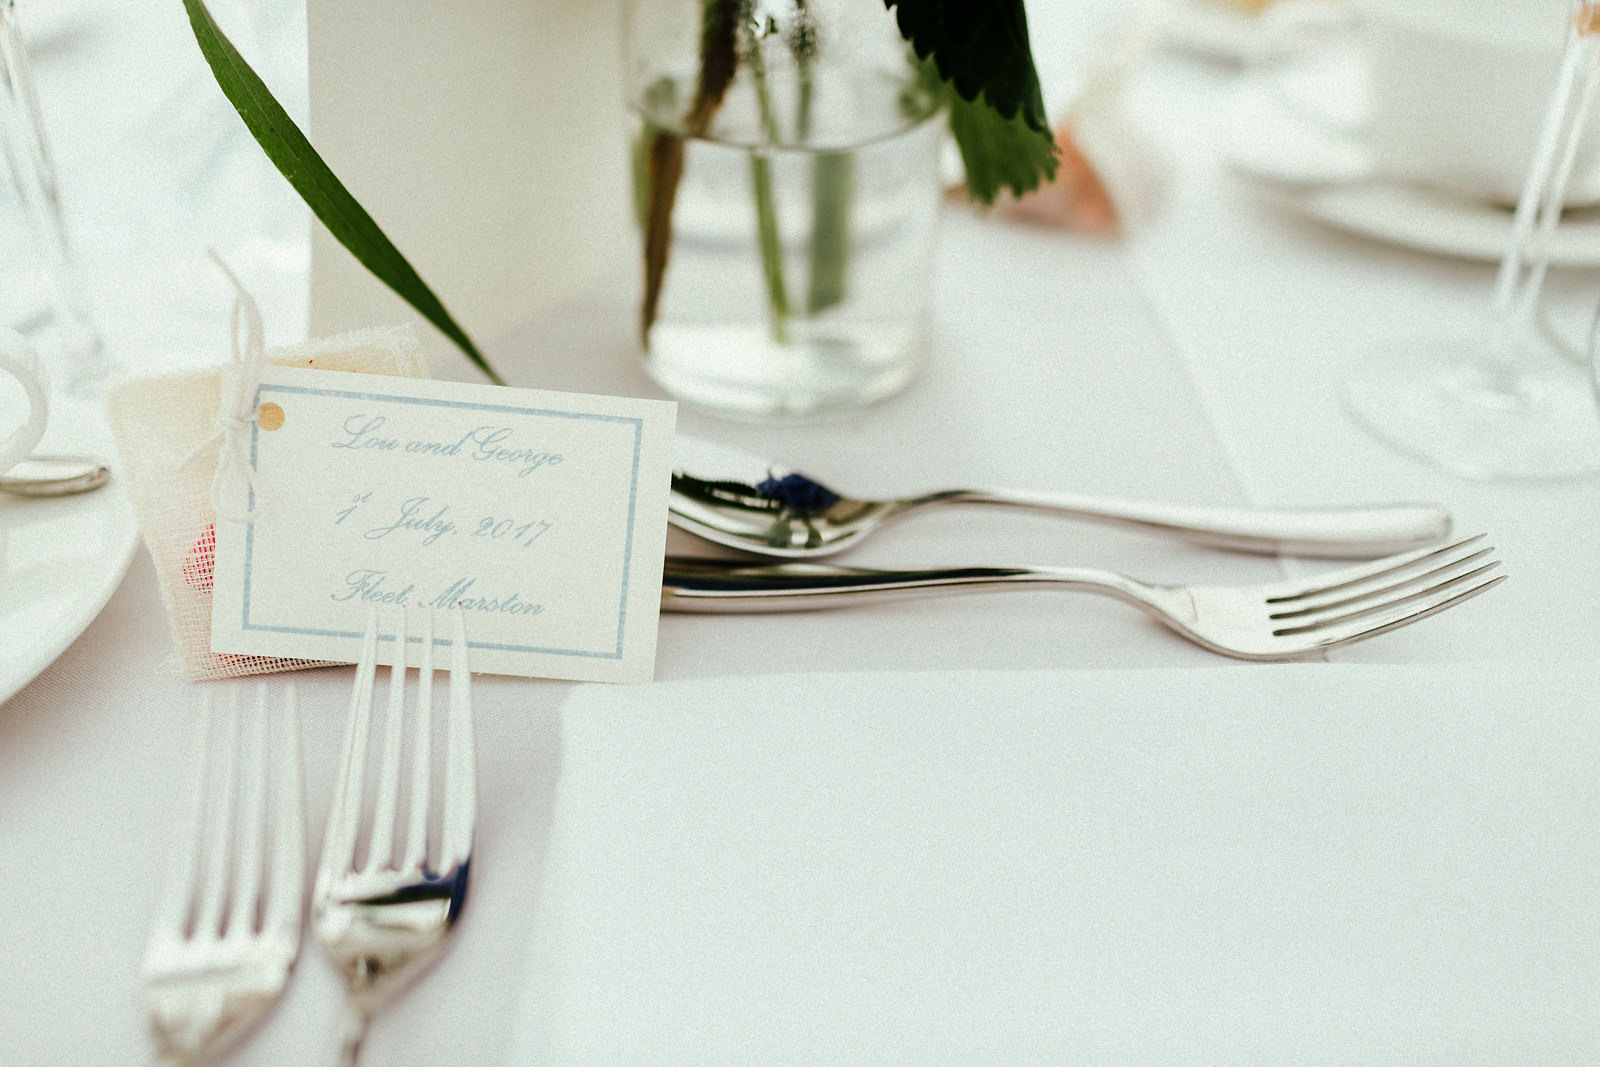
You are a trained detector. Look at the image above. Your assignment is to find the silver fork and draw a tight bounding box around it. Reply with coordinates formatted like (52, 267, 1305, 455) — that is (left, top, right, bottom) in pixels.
(314, 609, 476, 1067)
(660, 534, 1506, 660)
(142, 685, 305, 1066)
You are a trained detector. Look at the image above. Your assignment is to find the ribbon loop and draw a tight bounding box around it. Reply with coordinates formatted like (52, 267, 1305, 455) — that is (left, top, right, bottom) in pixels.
(181, 252, 269, 523)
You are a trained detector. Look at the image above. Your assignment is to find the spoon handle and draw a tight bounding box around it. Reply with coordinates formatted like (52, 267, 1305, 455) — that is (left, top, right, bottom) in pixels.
(907, 488, 1451, 559)
(0, 454, 108, 496)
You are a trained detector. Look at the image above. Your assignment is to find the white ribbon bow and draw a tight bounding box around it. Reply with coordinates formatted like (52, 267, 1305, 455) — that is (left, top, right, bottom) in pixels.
(184, 252, 269, 523)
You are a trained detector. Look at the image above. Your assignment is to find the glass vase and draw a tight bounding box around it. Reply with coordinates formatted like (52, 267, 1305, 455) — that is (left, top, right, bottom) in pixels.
(624, 0, 943, 420)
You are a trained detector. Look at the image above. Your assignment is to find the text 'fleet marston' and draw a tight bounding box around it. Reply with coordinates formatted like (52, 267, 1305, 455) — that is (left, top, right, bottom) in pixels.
(330, 569, 544, 616)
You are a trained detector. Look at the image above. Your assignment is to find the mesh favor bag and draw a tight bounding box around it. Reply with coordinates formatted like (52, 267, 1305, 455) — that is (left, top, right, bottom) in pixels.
(105, 326, 429, 681)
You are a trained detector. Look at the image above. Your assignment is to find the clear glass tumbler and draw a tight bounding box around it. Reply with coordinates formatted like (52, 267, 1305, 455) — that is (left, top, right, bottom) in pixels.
(624, 0, 944, 420)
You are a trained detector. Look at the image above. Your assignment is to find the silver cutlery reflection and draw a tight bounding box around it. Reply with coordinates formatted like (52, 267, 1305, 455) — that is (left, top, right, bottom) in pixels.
(660, 535, 1504, 660)
(142, 685, 304, 1066)
(314, 609, 475, 1067)
(671, 435, 1452, 560)
(0, 453, 106, 496)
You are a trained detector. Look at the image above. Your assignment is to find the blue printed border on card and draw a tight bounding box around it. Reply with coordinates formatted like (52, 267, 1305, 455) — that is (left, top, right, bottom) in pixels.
(240, 383, 644, 661)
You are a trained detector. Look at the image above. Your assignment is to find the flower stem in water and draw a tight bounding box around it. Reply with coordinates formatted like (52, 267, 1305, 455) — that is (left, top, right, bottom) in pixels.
(748, 150, 792, 343)
(807, 150, 852, 313)
(638, 0, 741, 344)
(745, 28, 793, 344)
(791, 5, 852, 315)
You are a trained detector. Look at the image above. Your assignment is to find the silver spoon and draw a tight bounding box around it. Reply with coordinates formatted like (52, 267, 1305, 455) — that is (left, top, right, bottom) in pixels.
(672, 435, 1452, 560)
(0, 453, 108, 496)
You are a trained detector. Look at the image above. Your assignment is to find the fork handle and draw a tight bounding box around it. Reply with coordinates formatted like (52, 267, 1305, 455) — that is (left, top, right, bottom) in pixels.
(902, 489, 1450, 559)
(660, 558, 1159, 614)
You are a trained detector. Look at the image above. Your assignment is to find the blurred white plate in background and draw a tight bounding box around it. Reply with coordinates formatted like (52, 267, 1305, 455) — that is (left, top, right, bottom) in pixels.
(1227, 42, 1600, 264)
(1269, 180, 1600, 265)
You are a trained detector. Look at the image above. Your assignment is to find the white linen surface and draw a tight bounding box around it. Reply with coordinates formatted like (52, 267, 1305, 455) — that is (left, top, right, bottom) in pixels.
(516, 665, 1598, 1065)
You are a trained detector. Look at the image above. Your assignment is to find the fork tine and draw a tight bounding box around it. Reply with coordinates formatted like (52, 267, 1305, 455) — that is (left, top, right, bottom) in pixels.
(1265, 534, 1487, 604)
(1275, 557, 1503, 635)
(153, 692, 216, 940)
(1289, 571, 1507, 650)
(402, 610, 434, 874)
(193, 689, 240, 940)
(264, 682, 304, 938)
(312, 610, 476, 1060)
(320, 611, 379, 887)
(441, 610, 475, 871)
(1269, 544, 1496, 622)
(367, 609, 409, 873)
(225, 685, 269, 940)
(143, 682, 304, 1063)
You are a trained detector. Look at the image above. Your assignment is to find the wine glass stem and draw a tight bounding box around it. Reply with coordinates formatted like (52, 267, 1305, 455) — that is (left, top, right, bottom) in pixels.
(1492, 13, 1599, 326)
(0, 0, 103, 385)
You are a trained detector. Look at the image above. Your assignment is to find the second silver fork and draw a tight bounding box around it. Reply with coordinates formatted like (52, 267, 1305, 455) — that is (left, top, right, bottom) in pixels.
(660, 534, 1505, 659)
(314, 609, 476, 1067)
(142, 685, 304, 1066)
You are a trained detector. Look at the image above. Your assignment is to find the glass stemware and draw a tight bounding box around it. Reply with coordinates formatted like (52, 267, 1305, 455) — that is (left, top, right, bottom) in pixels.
(0, 0, 104, 393)
(1344, 0, 1600, 481)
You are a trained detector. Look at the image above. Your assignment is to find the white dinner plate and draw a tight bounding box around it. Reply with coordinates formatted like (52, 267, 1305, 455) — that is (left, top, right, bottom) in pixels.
(0, 394, 139, 705)
(1225, 42, 1600, 265)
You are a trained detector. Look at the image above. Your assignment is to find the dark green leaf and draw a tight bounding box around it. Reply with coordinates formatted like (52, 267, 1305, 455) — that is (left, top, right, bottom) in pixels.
(887, 0, 1058, 202)
(884, 0, 1050, 132)
(180, 0, 503, 385)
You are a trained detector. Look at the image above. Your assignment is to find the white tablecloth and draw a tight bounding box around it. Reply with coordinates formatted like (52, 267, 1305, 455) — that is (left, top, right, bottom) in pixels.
(2, 0, 1597, 1063)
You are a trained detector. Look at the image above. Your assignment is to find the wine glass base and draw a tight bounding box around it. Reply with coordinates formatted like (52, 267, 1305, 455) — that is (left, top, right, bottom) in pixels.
(1344, 342, 1600, 482)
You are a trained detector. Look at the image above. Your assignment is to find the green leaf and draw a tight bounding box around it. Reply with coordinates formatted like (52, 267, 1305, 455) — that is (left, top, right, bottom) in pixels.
(180, 0, 504, 385)
(884, 0, 1048, 131)
(886, 0, 1058, 202)
(946, 88, 1060, 203)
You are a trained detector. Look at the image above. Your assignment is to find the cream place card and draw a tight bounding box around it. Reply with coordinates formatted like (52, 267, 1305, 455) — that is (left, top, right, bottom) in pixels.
(210, 366, 676, 682)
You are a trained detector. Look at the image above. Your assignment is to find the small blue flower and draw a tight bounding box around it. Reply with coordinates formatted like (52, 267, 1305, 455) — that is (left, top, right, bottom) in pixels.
(756, 473, 839, 514)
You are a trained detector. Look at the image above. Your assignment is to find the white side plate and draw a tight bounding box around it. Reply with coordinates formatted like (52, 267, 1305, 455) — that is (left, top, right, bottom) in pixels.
(0, 394, 138, 705)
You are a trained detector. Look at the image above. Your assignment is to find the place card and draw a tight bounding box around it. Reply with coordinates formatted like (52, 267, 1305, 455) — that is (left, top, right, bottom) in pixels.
(210, 365, 676, 682)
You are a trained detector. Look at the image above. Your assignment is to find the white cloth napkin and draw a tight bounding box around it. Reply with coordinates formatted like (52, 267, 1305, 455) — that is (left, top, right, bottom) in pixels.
(515, 664, 1597, 1065)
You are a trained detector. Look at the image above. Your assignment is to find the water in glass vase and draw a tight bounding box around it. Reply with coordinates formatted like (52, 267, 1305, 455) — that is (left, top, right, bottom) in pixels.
(632, 66, 943, 421)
